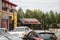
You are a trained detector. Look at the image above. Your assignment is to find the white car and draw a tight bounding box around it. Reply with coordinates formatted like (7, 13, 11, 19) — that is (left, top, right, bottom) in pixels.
(8, 26, 33, 38)
(1, 33, 23, 40)
(0, 28, 8, 33)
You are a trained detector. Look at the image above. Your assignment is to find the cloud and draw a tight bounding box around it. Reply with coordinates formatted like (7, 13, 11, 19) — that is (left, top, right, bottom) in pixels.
(10, 0, 60, 12)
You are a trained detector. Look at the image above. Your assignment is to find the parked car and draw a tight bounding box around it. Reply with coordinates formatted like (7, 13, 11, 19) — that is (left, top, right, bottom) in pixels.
(24, 31, 43, 40)
(0, 28, 23, 40)
(25, 30, 57, 40)
(0, 28, 8, 32)
(34, 30, 57, 40)
(0, 35, 8, 40)
(0, 32, 23, 40)
(8, 26, 33, 38)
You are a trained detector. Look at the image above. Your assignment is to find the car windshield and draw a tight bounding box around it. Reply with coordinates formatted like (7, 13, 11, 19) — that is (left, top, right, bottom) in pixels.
(38, 33, 56, 39)
(0, 29, 5, 32)
(3, 33, 22, 40)
(13, 28, 25, 32)
(0, 35, 8, 40)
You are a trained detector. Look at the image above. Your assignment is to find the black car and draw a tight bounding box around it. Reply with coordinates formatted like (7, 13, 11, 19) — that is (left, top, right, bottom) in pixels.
(34, 30, 57, 40)
(24, 30, 57, 40)
(24, 31, 41, 40)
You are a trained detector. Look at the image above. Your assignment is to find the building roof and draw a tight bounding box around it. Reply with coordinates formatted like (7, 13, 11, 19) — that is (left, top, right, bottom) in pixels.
(19, 18, 41, 24)
(2, 0, 17, 7)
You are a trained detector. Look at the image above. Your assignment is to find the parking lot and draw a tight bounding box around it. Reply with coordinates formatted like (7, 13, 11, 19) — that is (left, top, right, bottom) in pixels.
(0, 27, 60, 40)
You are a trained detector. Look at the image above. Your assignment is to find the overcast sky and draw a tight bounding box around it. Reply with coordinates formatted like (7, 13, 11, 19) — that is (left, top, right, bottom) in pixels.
(10, 0, 60, 13)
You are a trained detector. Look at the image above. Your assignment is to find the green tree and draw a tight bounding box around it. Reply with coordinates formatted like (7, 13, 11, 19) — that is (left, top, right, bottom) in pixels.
(24, 9, 33, 18)
(57, 13, 60, 23)
(49, 10, 56, 28)
(17, 8, 60, 29)
(17, 7, 24, 18)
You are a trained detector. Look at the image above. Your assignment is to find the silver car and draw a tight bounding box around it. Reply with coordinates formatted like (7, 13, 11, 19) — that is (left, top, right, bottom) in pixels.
(0, 32, 23, 40)
(0, 28, 8, 32)
(0, 35, 8, 40)
(9, 26, 33, 38)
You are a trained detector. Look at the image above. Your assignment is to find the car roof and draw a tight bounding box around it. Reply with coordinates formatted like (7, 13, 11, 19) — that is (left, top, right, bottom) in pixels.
(15, 26, 29, 28)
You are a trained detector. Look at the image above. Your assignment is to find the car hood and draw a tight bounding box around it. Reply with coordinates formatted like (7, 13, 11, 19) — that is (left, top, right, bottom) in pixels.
(8, 32, 25, 34)
(8, 30, 33, 34)
(8, 32, 27, 38)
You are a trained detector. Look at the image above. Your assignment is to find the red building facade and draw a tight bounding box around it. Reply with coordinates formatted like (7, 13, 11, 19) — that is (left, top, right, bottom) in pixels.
(0, 0, 17, 30)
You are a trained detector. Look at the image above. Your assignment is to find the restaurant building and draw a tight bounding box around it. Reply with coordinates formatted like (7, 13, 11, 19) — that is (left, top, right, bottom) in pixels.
(0, 0, 17, 30)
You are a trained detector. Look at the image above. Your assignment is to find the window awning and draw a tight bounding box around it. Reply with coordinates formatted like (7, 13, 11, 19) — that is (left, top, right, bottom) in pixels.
(19, 18, 41, 24)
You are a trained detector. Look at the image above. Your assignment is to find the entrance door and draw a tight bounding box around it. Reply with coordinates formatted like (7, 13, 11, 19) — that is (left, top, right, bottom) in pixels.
(1, 19, 8, 28)
(9, 20, 14, 31)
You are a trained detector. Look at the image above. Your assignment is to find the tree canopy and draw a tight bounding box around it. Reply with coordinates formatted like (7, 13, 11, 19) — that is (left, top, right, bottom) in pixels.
(17, 7, 60, 30)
